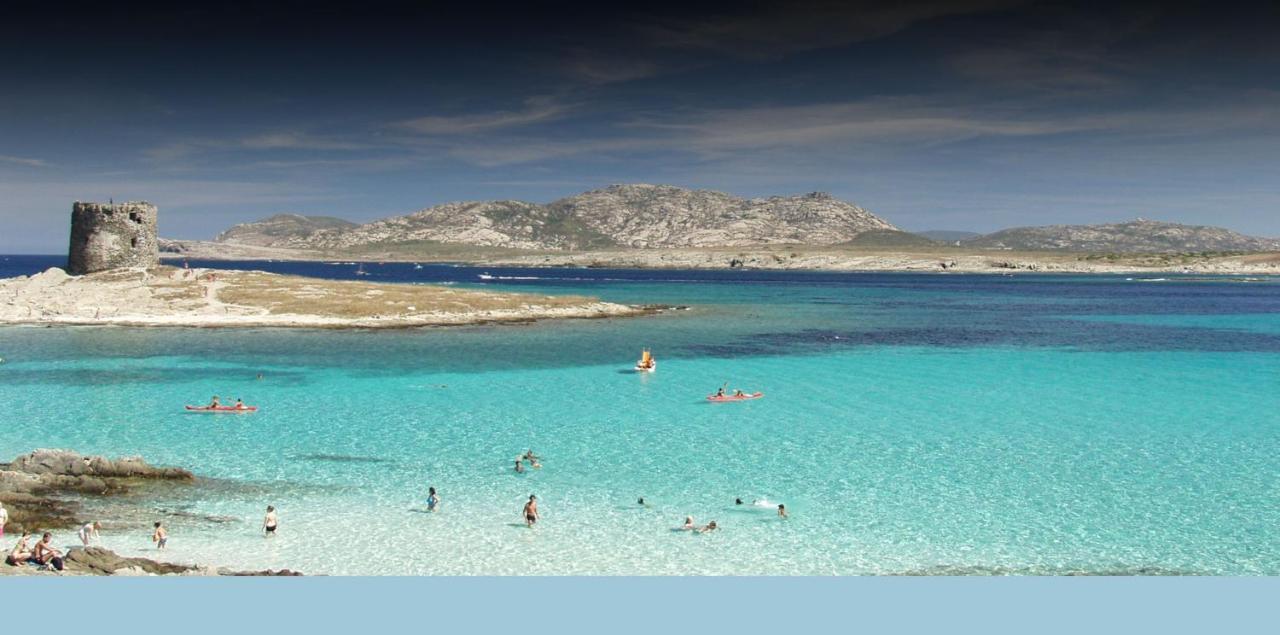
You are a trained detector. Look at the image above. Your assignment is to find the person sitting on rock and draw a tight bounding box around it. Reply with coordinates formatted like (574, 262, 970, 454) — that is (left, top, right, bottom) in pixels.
(32, 532, 63, 571)
(6, 532, 33, 566)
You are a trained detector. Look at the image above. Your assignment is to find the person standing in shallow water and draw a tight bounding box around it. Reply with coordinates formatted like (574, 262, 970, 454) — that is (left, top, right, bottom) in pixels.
(263, 506, 278, 536)
(153, 522, 168, 550)
(77, 521, 101, 546)
(427, 487, 440, 512)
(523, 495, 539, 527)
(778, 504, 788, 519)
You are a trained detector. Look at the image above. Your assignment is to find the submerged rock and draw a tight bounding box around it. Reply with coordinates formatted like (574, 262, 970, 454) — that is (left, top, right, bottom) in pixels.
(7, 449, 194, 480)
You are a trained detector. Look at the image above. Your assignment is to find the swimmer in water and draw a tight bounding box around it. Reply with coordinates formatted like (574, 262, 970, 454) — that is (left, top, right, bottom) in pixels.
(637, 497, 646, 506)
(515, 460, 525, 473)
(735, 498, 744, 505)
(531, 459, 542, 469)
(698, 520, 719, 533)
(778, 504, 787, 519)
(682, 516, 695, 531)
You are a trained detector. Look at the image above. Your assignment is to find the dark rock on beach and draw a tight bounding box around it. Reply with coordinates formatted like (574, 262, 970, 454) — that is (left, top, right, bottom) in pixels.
(0, 449, 194, 533)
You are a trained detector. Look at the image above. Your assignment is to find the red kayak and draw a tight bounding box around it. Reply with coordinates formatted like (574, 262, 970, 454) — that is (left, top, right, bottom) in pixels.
(185, 405, 258, 413)
(707, 392, 764, 402)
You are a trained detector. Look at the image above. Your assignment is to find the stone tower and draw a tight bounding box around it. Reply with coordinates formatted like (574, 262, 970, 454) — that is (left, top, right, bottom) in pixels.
(67, 201, 159, 275)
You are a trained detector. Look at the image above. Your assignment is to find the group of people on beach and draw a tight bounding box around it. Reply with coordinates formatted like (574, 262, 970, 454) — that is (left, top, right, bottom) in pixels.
(6, 531, 65, 570)
(2, 505, 280, 573)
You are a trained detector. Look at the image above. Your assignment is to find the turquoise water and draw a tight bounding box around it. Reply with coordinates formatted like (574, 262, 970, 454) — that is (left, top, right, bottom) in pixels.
(2, 261, 1278, 574)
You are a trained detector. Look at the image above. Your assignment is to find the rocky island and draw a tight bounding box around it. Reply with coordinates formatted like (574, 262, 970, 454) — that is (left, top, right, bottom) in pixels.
(162, 184, 1280, 275)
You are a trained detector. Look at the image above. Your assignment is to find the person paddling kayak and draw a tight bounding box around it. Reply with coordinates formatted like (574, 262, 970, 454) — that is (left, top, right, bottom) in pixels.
(208, 395, 221, 408)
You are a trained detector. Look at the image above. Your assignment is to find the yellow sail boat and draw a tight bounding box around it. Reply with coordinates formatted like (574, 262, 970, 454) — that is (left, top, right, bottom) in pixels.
(635, 348, 656, 372)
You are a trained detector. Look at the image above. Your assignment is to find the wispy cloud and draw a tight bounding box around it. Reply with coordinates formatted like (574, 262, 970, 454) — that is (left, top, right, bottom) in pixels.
(397, 96, 572, 135)
(560, 49, 661, 84)
(406, 89, 1280, 170)
(0, 154, 51, 167)
(145, 131, 376, 162)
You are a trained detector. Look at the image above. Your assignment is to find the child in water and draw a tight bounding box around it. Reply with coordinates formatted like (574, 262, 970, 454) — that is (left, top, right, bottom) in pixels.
(152, 522, 168, 550)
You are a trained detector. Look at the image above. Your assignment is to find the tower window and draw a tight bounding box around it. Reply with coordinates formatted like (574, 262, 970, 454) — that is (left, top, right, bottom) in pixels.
(129, 212, 141, 223)
(131, 237, 139, 248)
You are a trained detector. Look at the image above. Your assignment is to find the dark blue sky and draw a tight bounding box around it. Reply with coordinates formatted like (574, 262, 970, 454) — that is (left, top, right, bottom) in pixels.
(3, 0, 1279, 252)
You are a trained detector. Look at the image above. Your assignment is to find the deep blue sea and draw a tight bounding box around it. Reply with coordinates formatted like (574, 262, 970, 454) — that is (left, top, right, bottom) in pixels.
(1, 255, 1278, 574)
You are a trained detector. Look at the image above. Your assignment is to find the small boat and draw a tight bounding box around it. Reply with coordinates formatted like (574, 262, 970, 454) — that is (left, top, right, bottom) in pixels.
(414, 263, 423, 270)
(355, 264, 369, 276)
(707, 392, 763, 402)
(185, 405, 258, 413)
(478, 273, 495, 280)
(635, 348, 656, 372)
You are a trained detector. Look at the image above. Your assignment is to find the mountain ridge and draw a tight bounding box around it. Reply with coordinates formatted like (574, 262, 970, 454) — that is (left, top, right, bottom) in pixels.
(964, 219, 1280, 253)
(214, 184, 898, 250)
(208, 187, 1280, 254)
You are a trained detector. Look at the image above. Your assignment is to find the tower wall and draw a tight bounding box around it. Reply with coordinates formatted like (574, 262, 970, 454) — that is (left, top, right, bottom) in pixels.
(67, 201, 159, 275)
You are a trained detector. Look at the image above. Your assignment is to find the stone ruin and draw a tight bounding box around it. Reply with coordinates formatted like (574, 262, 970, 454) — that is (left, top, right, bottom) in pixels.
(66, 201, 159, 275)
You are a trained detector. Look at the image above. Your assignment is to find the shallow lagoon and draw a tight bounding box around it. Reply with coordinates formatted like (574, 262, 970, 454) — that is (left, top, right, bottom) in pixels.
(2, 257, 1277, 574)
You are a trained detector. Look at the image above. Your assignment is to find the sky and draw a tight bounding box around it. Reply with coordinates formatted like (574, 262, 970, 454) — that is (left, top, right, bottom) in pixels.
(3, 0, 1279, 252)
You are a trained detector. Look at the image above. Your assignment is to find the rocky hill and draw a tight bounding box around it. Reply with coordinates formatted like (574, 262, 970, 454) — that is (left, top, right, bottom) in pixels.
(965, 219, 1280, 253)
(213, 184, 897, 250)
(214, 213, 356, 246)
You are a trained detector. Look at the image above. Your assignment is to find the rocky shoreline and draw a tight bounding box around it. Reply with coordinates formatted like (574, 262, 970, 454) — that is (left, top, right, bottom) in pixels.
(0, 265, 656, 329)
(0, 450, 300, 577)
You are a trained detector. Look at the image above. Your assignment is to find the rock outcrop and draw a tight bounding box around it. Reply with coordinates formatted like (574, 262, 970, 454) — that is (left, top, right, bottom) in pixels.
(0, 450, 193, 532)
(59, 547, 303, 577)
(214, 184, 897, 251)
(964, 219, 1280, 253)
(8, 449, 194, 481)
